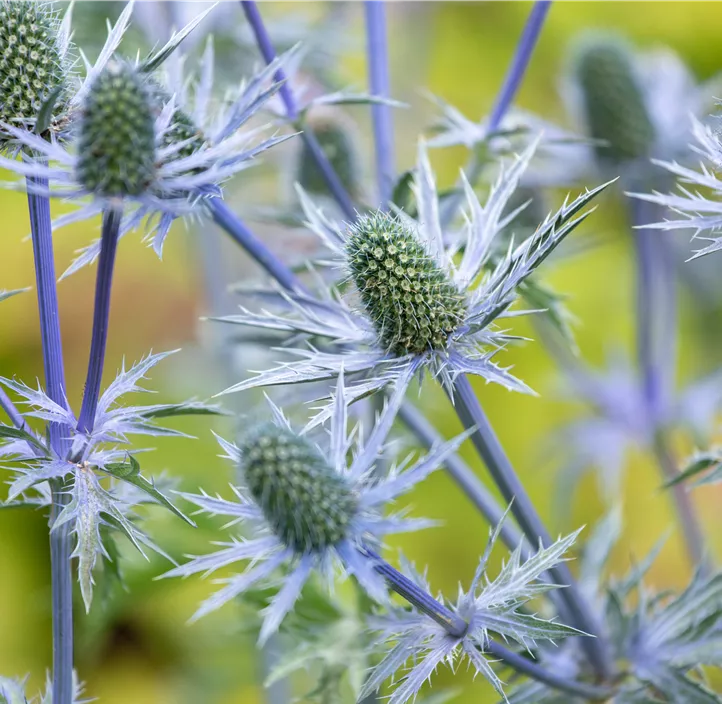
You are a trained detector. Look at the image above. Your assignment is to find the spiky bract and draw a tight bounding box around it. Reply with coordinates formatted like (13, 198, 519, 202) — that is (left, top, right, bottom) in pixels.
(0, 0, 66, 142)
(241, 422, 357, 553)
(76, 62, 156, 198)
(298, 111, 361, 198)
(347, 212, 466, 356)
(574, 34, 655, 164)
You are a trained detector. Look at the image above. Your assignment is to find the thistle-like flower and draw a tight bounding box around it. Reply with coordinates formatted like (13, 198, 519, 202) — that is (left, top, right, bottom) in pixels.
(630, 116, 722, 260)
(0, 1, 136, 149)
(362, 512, 584, 703)
(0, 0, 70, 145)
(506, 514, 722, 704)
(0, 33, 290, 274)
(295, 108, 363, 201)
(529, 32, 719, 190)
(0, 351, 221, 611)
(551, 353, 722, 505)
(164, 372, 468, 643)
(215, 142, 609, 416)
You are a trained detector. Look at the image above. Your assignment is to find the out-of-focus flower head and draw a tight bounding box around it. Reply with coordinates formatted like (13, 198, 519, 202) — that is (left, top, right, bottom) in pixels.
(164, 372, 468, 643)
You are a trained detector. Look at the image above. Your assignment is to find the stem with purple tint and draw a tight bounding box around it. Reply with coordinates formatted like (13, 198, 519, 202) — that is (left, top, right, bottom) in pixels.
(360, 545, 614, 701)
(440, 0, 552, 228)
(26, 176, 73, 704)
(206, 199, 307, 294)
(364, 0, 395, 207)
(630, 198, 707, 569)
(239, 0, 356, 220)
(76, 207, 122, 436)
(203, 196, 523, 562)
(450, 374, 612, 679)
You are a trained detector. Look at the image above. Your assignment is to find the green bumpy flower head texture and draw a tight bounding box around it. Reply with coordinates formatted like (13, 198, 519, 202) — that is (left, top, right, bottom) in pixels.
(347, 212, 467, 356)
(240, 422, 358, 554)
(76, 61, 157, 198)
(0, 0, 67, 143)
(573, 34, 655, 165)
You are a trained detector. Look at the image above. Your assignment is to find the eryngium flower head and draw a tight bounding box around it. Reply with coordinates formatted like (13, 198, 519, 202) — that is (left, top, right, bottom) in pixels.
(347, 213, 466, 355)
(76, 61, 156, 198)
(217, 142, 609, 420)
(573, 34, 655, 165)
(631, 117, 722, 260)
(165, 373, 467, 642)
(0, 0, 68, 144)
(43, 38, 293, 278)
(241, 421, 357, 552)
(297, 110, 361, 199)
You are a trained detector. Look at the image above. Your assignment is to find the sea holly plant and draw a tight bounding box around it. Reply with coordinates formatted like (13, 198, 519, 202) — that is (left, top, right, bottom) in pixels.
(1, 1, 720, 703)
(216, 141, 611, 413)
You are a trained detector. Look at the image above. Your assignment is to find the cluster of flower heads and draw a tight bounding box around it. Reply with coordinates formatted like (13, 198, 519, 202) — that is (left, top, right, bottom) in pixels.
(3, 2, 722, 703)
(0, 0, 291, 274)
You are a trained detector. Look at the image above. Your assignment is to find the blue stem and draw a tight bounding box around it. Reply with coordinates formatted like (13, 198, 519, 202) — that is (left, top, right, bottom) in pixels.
(362, 545, 613, 700)
(487, 0, 552, 133)
(239, 0, 357, 220)
(440, 0, 552, 228)
(364, 0, 395, 207)
(630, 198, 706, 570)
(26, 177, 73, 704)
(450, 374, 612, 679)
(207, 199, 306, 294)
(77, 207, 122, 436)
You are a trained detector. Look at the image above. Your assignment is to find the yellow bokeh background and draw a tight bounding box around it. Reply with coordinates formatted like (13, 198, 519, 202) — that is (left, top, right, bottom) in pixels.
(2, 2, 722, 702)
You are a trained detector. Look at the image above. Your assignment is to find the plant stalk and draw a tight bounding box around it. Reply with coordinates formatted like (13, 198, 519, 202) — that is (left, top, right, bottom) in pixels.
(630, 198, 707, 570)
(364, 0, 395, 207)
(26, 176, 73, 704)
(450, 374, 611, 679)
(439, 0, 552, 228)
(239, 0, 356, 219)
(361, 546, 613, 701)
(207, 199, 306, 294)
(76, 207, 123, 436)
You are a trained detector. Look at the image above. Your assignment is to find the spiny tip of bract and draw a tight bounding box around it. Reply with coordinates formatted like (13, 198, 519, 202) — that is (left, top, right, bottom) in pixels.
(0, 0, 68, 141)
(346, 211, 466, 356)
(297, 109, 362, 198)
(239, 422, 357, 554)
(571, 32, 655, 165)
(76, 61, 157, 198)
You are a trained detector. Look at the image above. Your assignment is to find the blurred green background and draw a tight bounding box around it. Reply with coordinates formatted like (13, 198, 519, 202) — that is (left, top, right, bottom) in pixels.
(2, 1, 722, 701)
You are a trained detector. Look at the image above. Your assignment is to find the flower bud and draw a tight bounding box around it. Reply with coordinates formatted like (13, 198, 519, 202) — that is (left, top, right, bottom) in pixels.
(347, 212, 466, 355)
(76, 62, 156, 198)
(573, 34, 655, 165)
(297, 110, 362, 199)
(240, 423, 357, 553)
(0, 0, 66, 142)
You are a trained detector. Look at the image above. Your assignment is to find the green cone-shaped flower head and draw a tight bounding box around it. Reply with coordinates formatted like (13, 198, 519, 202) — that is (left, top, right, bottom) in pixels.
(573, 34, 655, 165)
(297, 110, 361, 198)
(240, 422, 358, 553)
(347, 212, 467, 355)
(76, 62, 156, 198)
(0, 0, 67, 142)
